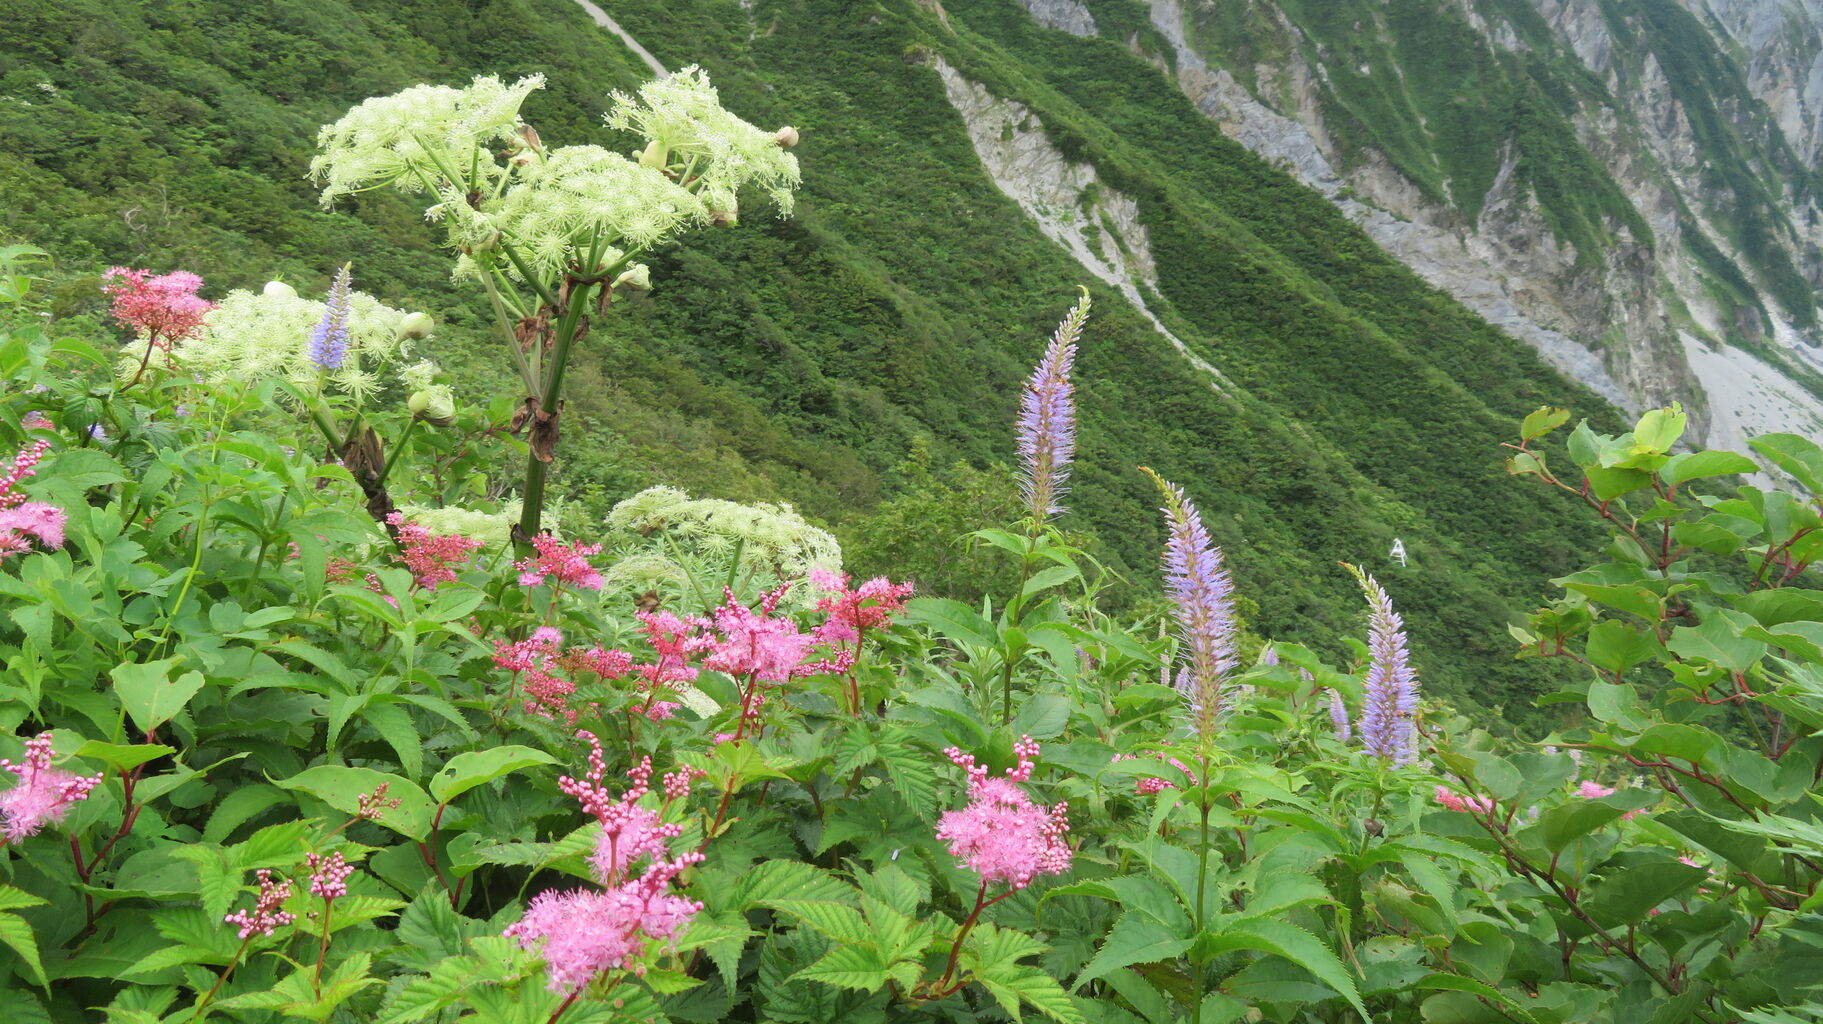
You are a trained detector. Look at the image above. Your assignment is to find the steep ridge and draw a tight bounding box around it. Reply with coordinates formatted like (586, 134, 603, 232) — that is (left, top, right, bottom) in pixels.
(1041, 0, 1823, 452)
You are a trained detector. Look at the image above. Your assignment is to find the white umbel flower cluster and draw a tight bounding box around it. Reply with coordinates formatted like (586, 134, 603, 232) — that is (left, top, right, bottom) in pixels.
(167, 284, 421, 399)
(311, 74, 545, 205)
(606, 485, 840, 582)
(491, 145, 705, 281)
(605, 65, 800, 220)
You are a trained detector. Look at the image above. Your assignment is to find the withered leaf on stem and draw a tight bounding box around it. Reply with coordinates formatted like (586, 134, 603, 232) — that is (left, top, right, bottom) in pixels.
(509, 396, 540, 435)
(528, 402, 561, 463)
(515, 313, 551, 355)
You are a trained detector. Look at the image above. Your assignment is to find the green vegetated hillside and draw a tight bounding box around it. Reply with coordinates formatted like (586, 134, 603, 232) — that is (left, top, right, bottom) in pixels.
(1138, 0, 1820, 344)
(0, 0, 1624, 717)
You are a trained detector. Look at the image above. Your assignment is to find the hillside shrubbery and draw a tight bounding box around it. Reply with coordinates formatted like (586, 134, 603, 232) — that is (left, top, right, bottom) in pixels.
(3, 66, 1823, 1024)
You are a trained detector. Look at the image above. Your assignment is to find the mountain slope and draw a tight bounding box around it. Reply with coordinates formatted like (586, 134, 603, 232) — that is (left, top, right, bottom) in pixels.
(1084, 0, 1823, 453)
(0, 0, 1622, 716)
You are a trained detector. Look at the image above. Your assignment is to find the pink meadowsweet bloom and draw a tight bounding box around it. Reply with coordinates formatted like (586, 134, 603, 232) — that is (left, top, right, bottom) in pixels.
(572, 646, 634, 679)
(505, 851, 703, 993)
(1576, 780, 1616, 799)
(937, 736, 1072, 890)
(224, 869, 296, 939)
(385, 513, 483, 590)
(0, 436, 65, 562)
(102, 267, 212, 348)
(809, 570, 914, 645)
(0, 733, 102, 843)
(663, 765, 706, 802)
(306, 850, 354, 900)
(494, 630, 577, 721)
(560, 734, 684, 886)
(713, 732, 737, 745)
(630, 610, 712, 719)
(1433, 786, 1495, 815)
(514, 535, 603, 591)
(706, 586, 814, 683)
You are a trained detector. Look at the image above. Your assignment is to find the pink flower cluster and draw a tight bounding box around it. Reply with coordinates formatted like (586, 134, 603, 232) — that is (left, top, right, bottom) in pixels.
(515, 535, 603, 591)
(558, 735, 685, 885)
(307, 850, 354, 900)
(493, 629, 646, 723)
(102, 267, 212, 348)
(0, 732, 102, 844)
(1433, 786, 1495, 816)
(1575, 779, 1643, 820)
(225, 869, 296, 939)
(507, 732, 703, 993)
(807, 568, 913, 645)
(0, 432, 66, 562)
(705, 586, 815, 683)
(937, 736, 1072, 889)
(386, 513, 483, 590)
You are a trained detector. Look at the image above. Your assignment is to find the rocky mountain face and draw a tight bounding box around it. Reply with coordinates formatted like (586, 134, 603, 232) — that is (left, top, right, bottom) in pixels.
(1012, 0, 1823, 451)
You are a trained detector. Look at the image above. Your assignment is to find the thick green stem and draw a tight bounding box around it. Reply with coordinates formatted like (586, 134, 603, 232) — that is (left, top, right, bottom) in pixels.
(375, 417, 420, 489)
(516, 281, 596, 543)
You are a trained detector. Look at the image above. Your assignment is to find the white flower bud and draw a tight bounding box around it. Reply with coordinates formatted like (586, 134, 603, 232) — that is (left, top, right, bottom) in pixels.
(263, 281, 298, 300)
(639, 139, 669, 170)
(396, 311, 435, 341)
(409, 385, 456, 424)
(775, 125, 800, 149)
(611, 264, 651, 291)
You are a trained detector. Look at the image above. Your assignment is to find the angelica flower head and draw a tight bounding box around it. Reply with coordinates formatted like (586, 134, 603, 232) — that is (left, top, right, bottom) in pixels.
(1347, 564, 1420, 765)
(0, 733, 102, 843)
(936, 737, 1072, 889)
(312, 74, 546, 205)
(167, 280, 419, 399)
(1016, 292, 1089, 522)
(490, 144, 706, 280)
(1142, 469, 1237, 749)
(607, 486, 841, 583)
(606, 66, 801, 219)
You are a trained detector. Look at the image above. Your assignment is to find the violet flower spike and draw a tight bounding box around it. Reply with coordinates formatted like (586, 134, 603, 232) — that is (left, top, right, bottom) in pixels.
(1328, 689, 1351, 743)
(1016, 292, 1089, 522)
(1347, 564, 1419, 765)
(1143, 468, 1237, 748)
(308, 264, 353, 371)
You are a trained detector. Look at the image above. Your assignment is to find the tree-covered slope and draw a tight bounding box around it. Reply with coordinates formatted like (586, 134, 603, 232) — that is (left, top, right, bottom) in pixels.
(0, 0, 1623, 716)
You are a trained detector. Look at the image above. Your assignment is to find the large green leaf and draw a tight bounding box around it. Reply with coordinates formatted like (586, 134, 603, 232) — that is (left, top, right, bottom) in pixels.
(904, 598, 996, 648)
(1193, 918, 1368, 1019)
(274, 766, 432, 839)
(428, 745, 558, 803)
(110, 659, 204, 734)
(1071, 913, 1192, 991)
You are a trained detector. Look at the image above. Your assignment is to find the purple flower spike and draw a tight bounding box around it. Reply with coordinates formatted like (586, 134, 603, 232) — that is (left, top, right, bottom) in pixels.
(1017, 292, 1089, 522)
(1144, 468, 1237, 748)
(308, 264, 353, 371)
(1328, 689, 1351, 743)
(1347, 564, 1419, 765)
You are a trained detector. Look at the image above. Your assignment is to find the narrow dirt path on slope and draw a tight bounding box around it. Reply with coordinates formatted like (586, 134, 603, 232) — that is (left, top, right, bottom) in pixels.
(568, 0, 667, 76)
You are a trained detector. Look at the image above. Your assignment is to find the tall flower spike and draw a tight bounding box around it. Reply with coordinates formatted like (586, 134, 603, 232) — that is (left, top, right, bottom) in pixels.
(308, 264, 353, 371)
(1142, 468, 1237, 748)
(1346, 564, 1420, 765)
(1328, 689, 1352, 743)
(1017, 292, 1089, 522)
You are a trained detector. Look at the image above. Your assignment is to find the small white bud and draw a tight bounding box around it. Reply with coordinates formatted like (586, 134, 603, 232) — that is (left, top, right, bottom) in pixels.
(263, 281, 298, 300)
(775, 125, 800, 149)
(639, 139, 669, 170)
(611, 264, 651, 291)
(396, 311, 435, 341)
